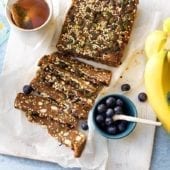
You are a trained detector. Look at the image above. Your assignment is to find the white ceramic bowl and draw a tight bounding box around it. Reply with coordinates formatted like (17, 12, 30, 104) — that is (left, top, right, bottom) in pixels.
(5, 0, 53, 32)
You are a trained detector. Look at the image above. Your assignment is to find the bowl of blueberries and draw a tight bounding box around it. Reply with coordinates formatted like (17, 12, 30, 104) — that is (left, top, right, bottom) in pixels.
(92, 94, 137, 139)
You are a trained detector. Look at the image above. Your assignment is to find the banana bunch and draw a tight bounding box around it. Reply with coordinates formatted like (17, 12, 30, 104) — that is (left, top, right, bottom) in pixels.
(145, 18, 170, 132)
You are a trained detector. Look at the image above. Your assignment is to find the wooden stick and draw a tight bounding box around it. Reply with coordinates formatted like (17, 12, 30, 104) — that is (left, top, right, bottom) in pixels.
(113, 114, 162, 126)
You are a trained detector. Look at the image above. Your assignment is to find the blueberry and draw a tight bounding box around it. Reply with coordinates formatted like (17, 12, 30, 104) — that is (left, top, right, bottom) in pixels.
(138, 92, 147, 102)
(107, 126, 117, 135)
(106, 97, 116, 107)
(81, 121, 89, 131)
(97, 104, 107, 113)
(100, 122, 106, 129)
(105, 117, 113, 126)
(23, 85, 33, 94)
(117, 121, 128, 132)
(116, 99, 124, 106)
(114, 106, 123, 114)
(96, 115, 104, 123)
(106, 108, 114, 117)
(121, 84, 131, 91)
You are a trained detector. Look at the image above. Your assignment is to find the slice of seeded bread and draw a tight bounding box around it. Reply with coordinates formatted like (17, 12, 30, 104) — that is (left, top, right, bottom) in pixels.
(30, 76, 90, 119)
(39, 52, 112, 86)
(56, 0, 138, 66)
(26, 112, 86, 157)
(14, 93, 78, 128)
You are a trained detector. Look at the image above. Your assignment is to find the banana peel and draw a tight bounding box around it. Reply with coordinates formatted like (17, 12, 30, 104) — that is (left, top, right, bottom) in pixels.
(145, 31, 167, 59)
(145, 18, 170, 132)
(145, 51, 170, 132)
(145, 18, 170, 59)
(163, 18, 170, 34)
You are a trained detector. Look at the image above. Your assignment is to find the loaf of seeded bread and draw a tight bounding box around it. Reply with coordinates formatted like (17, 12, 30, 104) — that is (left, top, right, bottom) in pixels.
(14, 52, 112, 157)
(56, 0, 138, 66)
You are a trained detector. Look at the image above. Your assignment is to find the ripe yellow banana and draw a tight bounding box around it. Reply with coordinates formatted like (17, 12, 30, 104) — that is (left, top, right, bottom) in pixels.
(145, 18, 170, 132)
(145, 31, 167, 59)
(163, 18, 170, 34)
(145, 18, 170, 59)
(145, 51, 170, 132)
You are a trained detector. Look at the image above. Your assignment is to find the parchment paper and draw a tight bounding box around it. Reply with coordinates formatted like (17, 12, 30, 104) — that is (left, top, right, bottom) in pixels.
(0, 0, 170, 169)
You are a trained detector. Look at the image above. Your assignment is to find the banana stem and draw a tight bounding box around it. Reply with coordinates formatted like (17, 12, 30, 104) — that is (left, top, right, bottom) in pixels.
(113, 114, 162, 126)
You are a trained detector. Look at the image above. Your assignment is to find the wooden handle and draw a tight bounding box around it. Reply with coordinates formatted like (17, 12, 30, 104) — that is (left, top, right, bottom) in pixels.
(113, 114, 162, 126)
